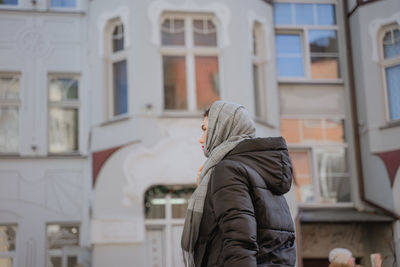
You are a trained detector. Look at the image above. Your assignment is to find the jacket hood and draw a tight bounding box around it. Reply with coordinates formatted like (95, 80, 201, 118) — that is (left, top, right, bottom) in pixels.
(226, 137, 293, 195)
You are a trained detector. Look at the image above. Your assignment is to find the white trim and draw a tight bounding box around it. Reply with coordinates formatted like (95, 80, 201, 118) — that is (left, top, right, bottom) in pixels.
(147, 0, 231, 48)
(368, 12, 400, 62)
(97, 6, 130, 57)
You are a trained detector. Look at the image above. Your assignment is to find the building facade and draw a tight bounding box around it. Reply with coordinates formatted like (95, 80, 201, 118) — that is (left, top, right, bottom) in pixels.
(0, 0, 399, 267)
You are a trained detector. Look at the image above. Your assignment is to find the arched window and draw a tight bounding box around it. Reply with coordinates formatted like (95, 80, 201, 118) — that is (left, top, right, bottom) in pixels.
(380, 24, 400, 122)
(252, 21, 267, 120)
(160, 14, 220, 111)
(105, 19, 128, 119)
(144, 184, 195, 267)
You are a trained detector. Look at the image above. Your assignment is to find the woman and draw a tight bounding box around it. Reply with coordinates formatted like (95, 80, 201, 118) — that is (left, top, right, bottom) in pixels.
(181, 101, 296, 267)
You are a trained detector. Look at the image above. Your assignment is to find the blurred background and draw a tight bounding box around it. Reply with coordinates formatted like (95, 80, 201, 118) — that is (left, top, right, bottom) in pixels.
(0, 0, 399, 266)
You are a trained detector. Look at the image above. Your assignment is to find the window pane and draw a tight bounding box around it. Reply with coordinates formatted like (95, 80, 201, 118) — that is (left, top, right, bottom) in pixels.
(50, 0, 76, 8)
(49, 78, 78, 102)
(289, 151, 314, 202)
(49, 108, 78, 153)
(67, 256, 78, 267)
(113, 60, 128, 116)
(309, 30, 338, 53)
(274, 3, 292, 25)
(171, 192, 192, 219)
(0, 76, 19, 100)
(325, 119, 345, 143)
(145, 187, 167, 219)
(317, 4, 336, 25)
(0, 0, 18, 5)
(0, 107, 19, 153)
(0, 225, 17, 252)
(193, 19, 217, 47)
(49, 257, 62, 267)
(385, 65, 400, 121)
(276, 34, 304, 77)
(311, 57, 340, 79)
(295, 4, 314, 25)
(163, 56, 187, 110)
(317, 148, 350, 203)
(276, 34, 302, 54)
(277, 57, 304, 77)
(161, 19, 185, 46)
(112, 23, 124, 52)
(47, 225, 79, 249)
(195, 56, 220, 110)
(0, 258, 13, 267)
(383, 29, 400, 59)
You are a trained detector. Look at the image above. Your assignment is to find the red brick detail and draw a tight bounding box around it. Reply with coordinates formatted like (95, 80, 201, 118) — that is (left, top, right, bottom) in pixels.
(376, 149, 400, 187)
(92, 146, 123, 187)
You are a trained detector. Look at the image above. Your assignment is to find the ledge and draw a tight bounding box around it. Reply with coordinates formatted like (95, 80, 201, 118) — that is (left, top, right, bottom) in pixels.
(379, 120, 400, 130)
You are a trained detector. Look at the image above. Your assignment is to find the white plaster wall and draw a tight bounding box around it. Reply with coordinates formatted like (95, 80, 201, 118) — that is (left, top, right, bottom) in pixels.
(0, 159, 90, 267)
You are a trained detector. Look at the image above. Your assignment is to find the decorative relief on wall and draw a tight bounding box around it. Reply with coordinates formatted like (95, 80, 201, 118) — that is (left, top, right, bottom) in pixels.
(369, 12, 400, 62)
(148, 0, 231, 47)
(17, 28, 52, 59)
(0, 169, 83, 216)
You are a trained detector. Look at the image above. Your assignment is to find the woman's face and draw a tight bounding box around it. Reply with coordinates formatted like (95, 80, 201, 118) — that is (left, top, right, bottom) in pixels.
(199, 116, 208, 151)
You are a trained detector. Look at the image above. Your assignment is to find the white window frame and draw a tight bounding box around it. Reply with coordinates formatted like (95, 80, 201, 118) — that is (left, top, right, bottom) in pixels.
(46, 223, 84, 267)
(274, 0, 342, 83)
(47, 73, 80, 155)
(379, 24, 400, 124)
(0, 72, 21, 155)
(281, 116, 352, 206)
(252, 21, 268, 121)
(0, 224, 17, 267)
(105, 18, 129, 121)
(160, 13, 221, 113)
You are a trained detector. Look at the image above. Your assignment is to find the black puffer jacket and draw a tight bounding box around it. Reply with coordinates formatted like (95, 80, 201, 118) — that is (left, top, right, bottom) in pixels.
(194, 137, 296, 267)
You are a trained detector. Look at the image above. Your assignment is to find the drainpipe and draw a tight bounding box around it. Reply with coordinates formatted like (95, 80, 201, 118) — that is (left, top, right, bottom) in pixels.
(342, 1, 400, 220)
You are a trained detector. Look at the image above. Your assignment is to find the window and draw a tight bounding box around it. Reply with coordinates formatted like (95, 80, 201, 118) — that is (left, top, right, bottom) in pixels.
(50, 0, 76, 8)
(380, 25, 400, 122)
(46, 224, 84, 267)
(105, 19, 128, 118)
(0, 73, 20, 153)
(274, 2, 340, 80)
(48, 75, 79, 154)
(161, 14, 220, 111)
(281, 118, 350, 203)
(0, 225, 17, 267)
(144, 185, 195, 267)
(0, 0, 18, 6)
(252, 22, 267, 120)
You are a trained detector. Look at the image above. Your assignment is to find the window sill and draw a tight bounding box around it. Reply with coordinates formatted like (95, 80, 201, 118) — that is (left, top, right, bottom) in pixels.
(254, 117, 276, 129)
(379, 120, 400, 130)
(278, 79, 344, 85)
(0, 154, 87, 159)
(100, 114, 130, 126)
(298, 202, 355, 210)
(159, 110, 204, 118)
(0, 7, 85, 15)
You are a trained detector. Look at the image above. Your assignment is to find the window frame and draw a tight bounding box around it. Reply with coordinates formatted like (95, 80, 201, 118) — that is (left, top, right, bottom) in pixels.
(160, 13, 221, 112)
(0, 72, 21, 155)
(281, 116, 351, 205)
(0, 223, 18, 267)
(0, 0, 19, 9)
(252, 21, 268, 121)
(274, 0, 342, 83)
(47, 73, 80, 155)
(45, 223, 82, 267)
(379, 24, 400, 124)
(105, 18, 129, 121)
